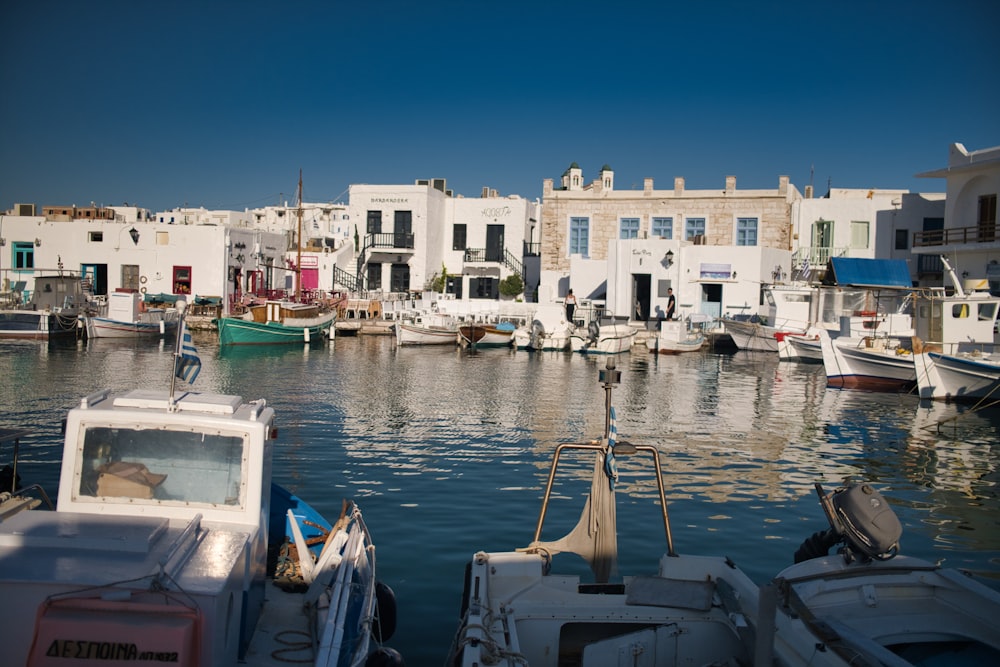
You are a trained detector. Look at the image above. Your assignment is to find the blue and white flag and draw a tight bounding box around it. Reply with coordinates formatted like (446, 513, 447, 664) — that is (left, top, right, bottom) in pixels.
(604, 406, 619, 490)
(174, 321, 202, 384)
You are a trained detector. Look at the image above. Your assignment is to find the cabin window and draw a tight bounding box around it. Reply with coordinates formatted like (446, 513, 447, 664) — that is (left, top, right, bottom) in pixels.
(569, 217, 589, 255)
(619, 218, 640, 239)
(652, 217, 673, 239)
(12, 241, 34, 271)
(979, 302, 998, 322)
(77, 426, 246, 507)
(736, 217, 758, 246)
(173, 266, 192, 294)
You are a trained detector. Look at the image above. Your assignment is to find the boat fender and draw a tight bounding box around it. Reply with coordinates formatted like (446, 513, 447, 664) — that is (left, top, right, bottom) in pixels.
(373, 579, 397, 643)
(365, 647, 404, 667)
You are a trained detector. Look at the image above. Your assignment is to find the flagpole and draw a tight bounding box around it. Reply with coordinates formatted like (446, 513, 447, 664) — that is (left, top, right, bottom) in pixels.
(168, 299, 188, 409)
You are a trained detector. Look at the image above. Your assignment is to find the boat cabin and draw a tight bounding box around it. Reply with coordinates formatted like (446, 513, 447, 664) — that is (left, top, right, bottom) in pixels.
(0, 388, 277, 666)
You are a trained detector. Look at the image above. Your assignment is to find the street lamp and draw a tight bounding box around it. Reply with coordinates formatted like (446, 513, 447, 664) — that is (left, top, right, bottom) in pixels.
(664, 249, 674, 266)
(128, 227, 140, 245)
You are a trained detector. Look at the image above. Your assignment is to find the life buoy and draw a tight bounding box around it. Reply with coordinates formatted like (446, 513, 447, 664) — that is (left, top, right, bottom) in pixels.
(140, 275, 148, 284)
(372, 580, 397, 643)
(140, 286, 147, 294)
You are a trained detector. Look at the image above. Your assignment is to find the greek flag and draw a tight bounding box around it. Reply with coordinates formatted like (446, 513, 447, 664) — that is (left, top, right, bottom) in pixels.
(604, 406, 619, 490)
(174, 321, 202, 384)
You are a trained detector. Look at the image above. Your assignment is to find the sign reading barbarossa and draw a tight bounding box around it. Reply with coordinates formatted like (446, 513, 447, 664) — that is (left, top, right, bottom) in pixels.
(44, 639, 179, 662)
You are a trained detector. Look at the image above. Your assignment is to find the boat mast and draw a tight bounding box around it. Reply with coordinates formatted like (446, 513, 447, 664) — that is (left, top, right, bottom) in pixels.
(295, 170, 303, 302)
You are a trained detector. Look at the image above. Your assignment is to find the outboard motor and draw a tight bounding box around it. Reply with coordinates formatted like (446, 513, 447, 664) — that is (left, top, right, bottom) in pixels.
(586, 320, 600, 346)
(529, 320, 545, 349)
(794, 481, 902, 564)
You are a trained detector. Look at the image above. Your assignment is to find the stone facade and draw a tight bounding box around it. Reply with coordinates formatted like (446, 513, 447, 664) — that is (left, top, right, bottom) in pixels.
(540, 165, 800, 275)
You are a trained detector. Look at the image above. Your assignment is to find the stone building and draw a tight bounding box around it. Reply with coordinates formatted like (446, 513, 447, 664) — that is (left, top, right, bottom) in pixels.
(538, 162, 801, 305)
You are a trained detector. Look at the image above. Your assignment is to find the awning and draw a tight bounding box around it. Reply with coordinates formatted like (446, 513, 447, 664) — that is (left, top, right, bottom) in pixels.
(826, 258, 913, 289)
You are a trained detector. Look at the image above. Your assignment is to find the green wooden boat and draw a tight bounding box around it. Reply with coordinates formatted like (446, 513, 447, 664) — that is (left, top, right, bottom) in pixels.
(216, 301, 335, 345)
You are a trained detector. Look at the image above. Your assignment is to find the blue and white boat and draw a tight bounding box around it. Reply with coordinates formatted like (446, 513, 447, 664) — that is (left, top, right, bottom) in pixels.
(0, 302, 400, 667)
(0, 274, 83, 340)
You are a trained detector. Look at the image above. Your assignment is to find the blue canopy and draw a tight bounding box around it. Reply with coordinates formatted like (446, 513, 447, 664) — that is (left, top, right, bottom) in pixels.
(828, 258, 913, 289)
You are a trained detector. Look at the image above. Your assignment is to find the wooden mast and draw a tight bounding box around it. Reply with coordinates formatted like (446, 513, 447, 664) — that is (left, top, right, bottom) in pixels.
(295, 169, 303, 302)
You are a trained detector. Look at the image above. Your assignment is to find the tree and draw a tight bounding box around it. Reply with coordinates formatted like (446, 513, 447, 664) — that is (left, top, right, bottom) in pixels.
(499, 273, 524, 298)
(429, 263, 449, 293)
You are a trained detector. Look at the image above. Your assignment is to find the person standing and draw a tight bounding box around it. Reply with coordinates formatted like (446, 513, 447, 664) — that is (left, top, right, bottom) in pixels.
(565, 289, 577, 322)
(665, 288, 676, 320)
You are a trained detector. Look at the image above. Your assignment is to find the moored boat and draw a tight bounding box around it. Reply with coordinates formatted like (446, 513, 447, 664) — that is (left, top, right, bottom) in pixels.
(458, 321, 516, 348)
(768, 481, 1000, 665)
(646, 318, 705, 354)
(0, 274, 83, 340)
(85, 290, 179, 338)
(0, 302, 400, 667)
(394, 312, 459, 345)
(216, 300, 336, 345)
(569, 318, 636, 354)
(512, 304, 573, 351)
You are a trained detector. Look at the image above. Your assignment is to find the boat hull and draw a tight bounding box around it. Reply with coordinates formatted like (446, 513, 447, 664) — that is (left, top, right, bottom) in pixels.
(819, 332, 916, 391)
(458, 324, 515, 347)
(777, 332, 823, 362)
(915, 350, 1000, 401)
(569, 324, 636, 354)
(395, 323, 457, 345)
(722, 318, 801, 353)
(0, 310, 80, 340)
(216, 313, 334, 345)
(87, 317, 178, 338)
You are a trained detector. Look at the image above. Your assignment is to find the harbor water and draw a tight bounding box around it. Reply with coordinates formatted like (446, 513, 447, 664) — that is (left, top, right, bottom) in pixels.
(2, 334, 999, 664)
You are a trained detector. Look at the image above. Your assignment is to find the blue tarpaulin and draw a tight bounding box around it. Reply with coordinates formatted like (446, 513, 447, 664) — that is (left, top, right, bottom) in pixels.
(828, 258, 913, 289)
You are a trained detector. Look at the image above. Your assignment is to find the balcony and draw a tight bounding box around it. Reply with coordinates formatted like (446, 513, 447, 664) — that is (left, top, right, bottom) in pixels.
(365, 232, 415, 251)
(913, 224, 999, 248)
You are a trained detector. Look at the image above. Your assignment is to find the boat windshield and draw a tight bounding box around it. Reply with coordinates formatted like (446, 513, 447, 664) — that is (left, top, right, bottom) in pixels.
(75, 426, 246, 507)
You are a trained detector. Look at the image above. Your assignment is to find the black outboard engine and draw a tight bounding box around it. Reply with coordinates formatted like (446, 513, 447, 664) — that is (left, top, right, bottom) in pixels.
(793, 481, 902, 564)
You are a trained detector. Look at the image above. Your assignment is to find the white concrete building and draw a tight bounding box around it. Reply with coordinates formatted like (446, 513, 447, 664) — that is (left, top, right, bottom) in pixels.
(790, 188, 944, 285)
(914, 142, 1000, 292)
(1, 207, 286, 313)
(345, 179, 538, 300)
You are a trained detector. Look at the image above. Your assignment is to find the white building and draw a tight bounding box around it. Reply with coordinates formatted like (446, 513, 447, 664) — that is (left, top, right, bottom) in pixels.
(790, 188, 944, 285)
(345, 179, 538, 300)
(914, 142, 1000, 292)
(1, 206, 287, 313)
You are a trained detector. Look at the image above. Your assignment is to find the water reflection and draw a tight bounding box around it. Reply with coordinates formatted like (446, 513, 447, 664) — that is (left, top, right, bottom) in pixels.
(1, 335, 997, 664)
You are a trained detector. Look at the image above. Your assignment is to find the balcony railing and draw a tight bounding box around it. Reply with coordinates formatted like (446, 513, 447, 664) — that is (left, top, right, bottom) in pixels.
(366, 232, 415, 250)
(464, 248, 524, 277)
(913, 224, 999, 247)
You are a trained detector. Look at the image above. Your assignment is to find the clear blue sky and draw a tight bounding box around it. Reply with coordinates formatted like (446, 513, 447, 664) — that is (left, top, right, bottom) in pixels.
(2, 1, 997, 213)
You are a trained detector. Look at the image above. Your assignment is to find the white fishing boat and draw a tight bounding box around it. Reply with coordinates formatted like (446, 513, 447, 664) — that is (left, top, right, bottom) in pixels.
(512, 304, 573, 351)
(646, 317, 705, 354)
(777, 329, 824, 362)
(0, 302, 401, 667)
(768, 481, 1000, 666)
(817, 328, 917, 391)
(912, 256, 1000, 401)
(394, 312, 459, 345)
(569, 317, 637, 354)
(85, 290, 179, 338)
